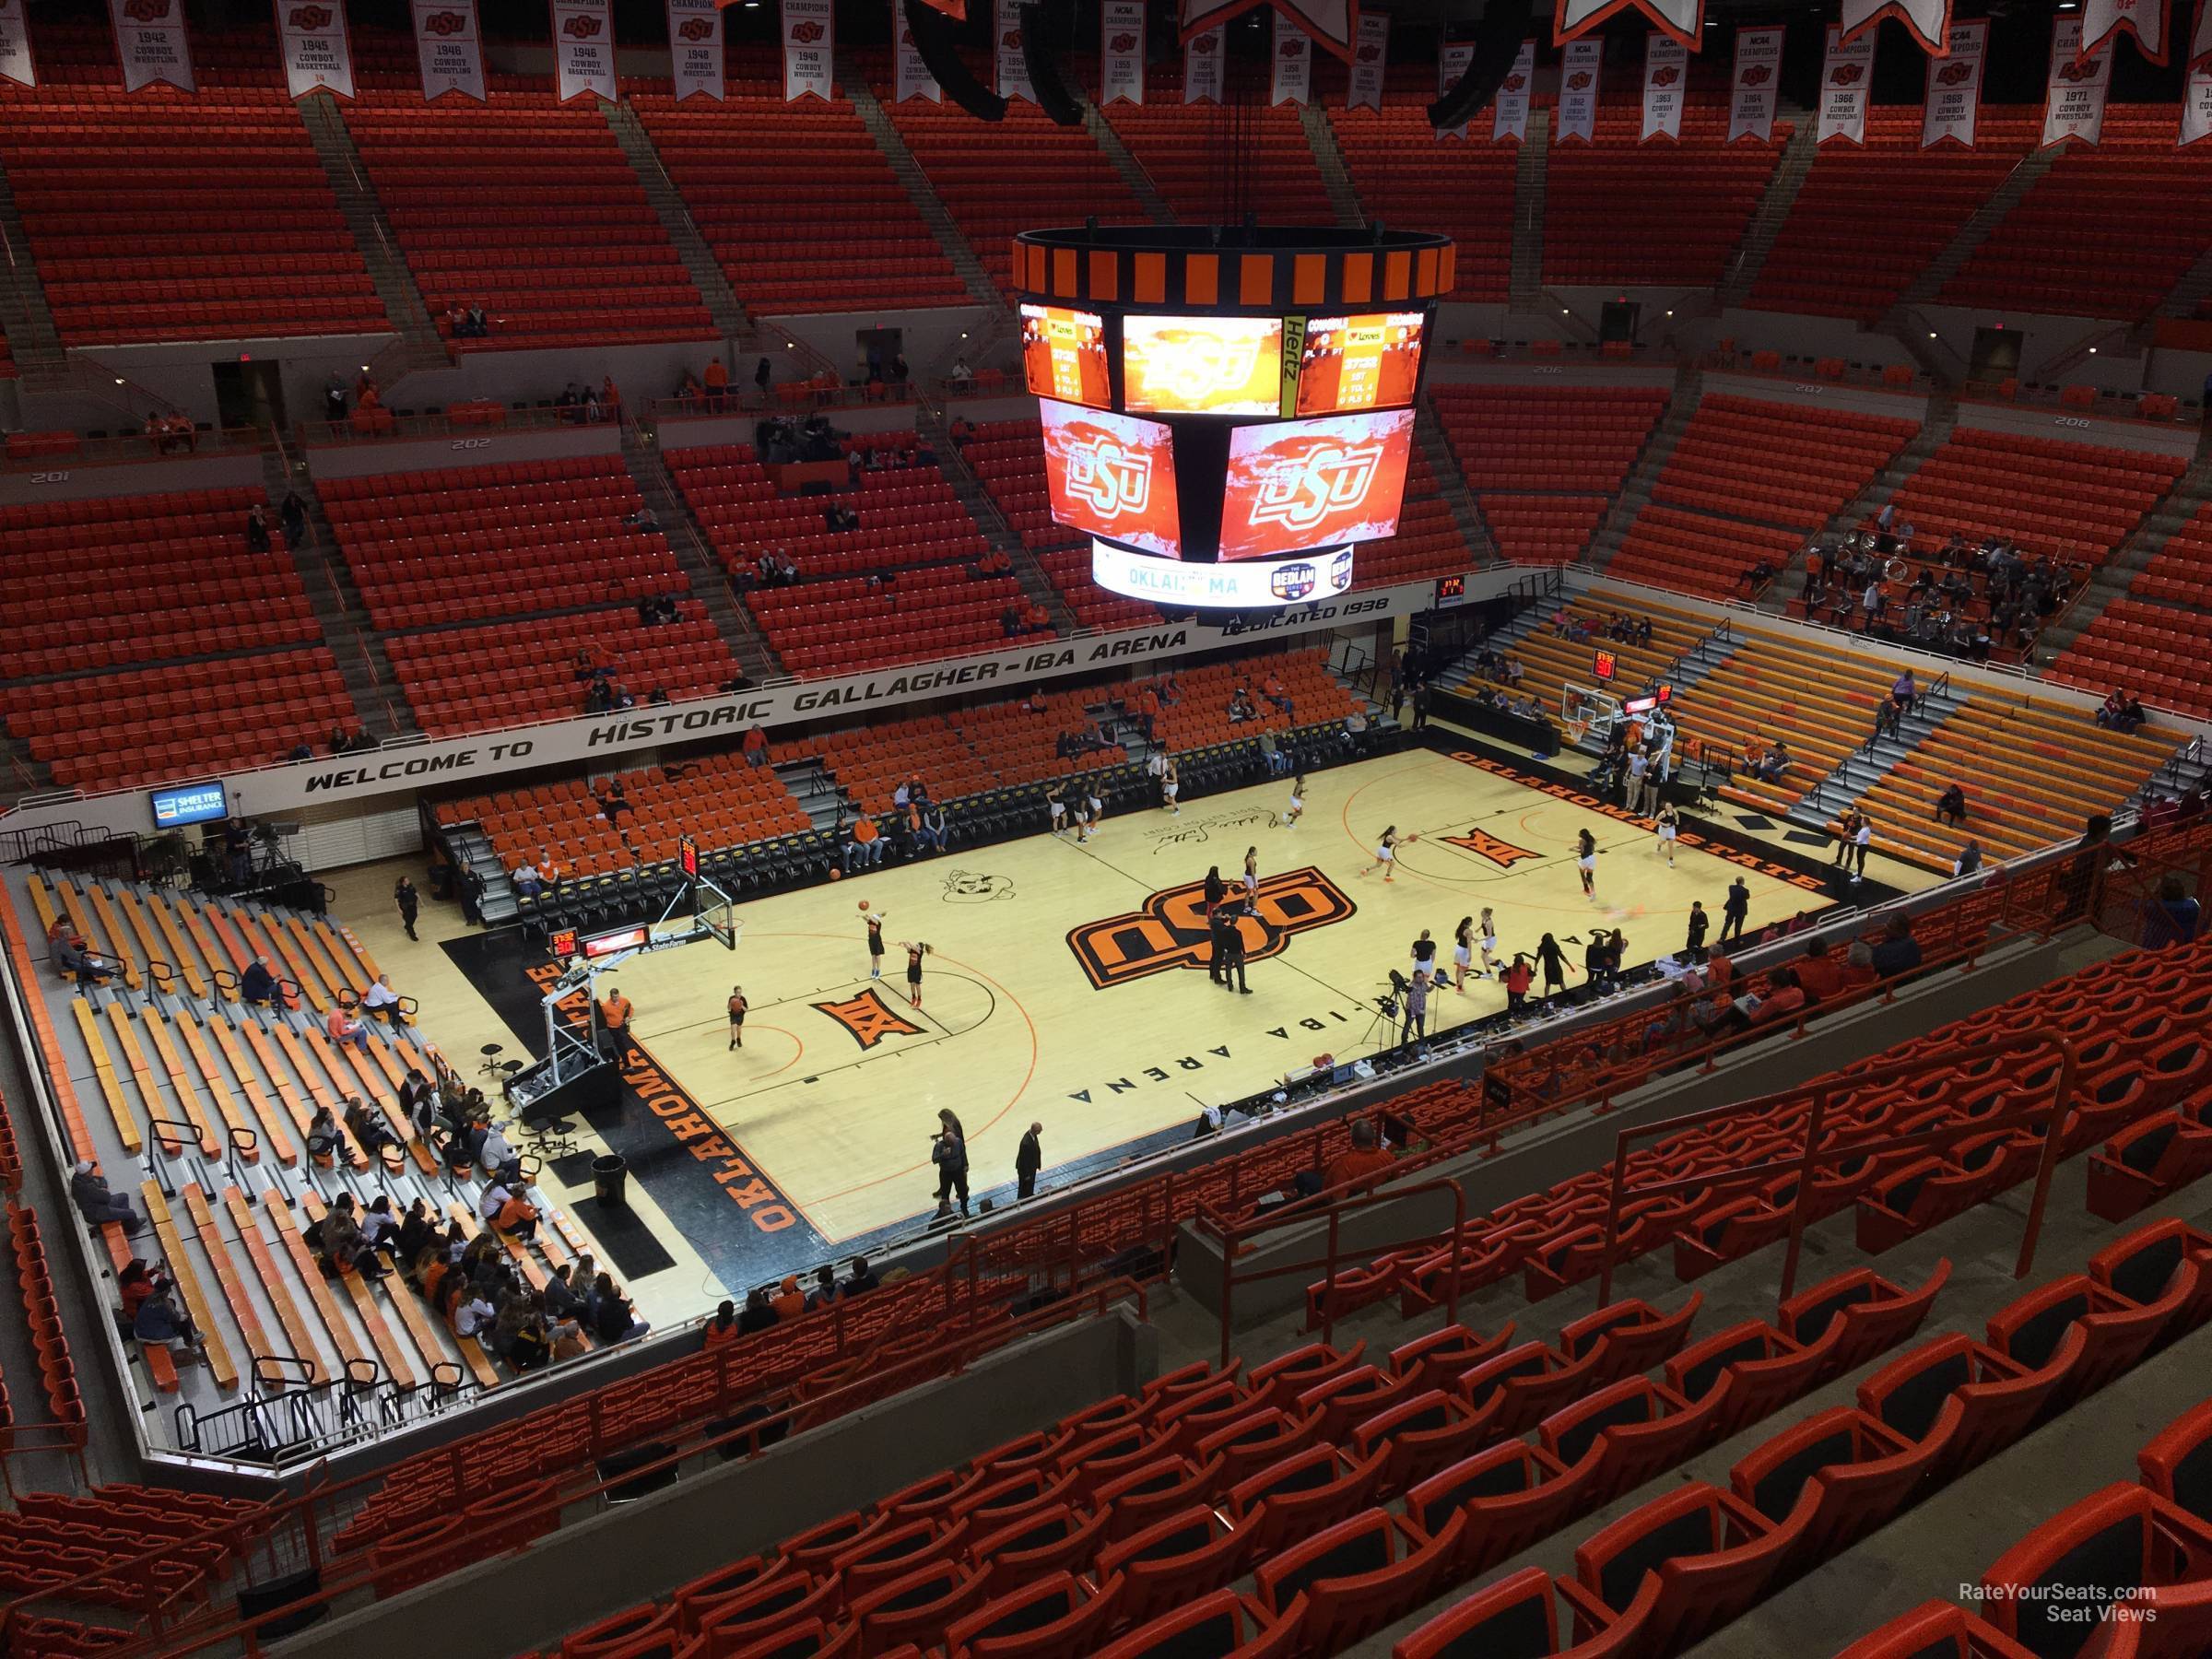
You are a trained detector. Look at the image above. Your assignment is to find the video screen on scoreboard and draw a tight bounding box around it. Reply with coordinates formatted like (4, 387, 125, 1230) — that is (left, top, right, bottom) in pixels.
(1019, 303, 1111, 408)
(1122, 314, 1284, 417)
(1039, 399, 1182, 558)
(1218, 408, 1415, 560)
(1295, 312, 1426, 416)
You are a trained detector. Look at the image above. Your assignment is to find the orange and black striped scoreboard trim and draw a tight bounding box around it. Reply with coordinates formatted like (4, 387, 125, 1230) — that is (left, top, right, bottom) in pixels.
(1012, 229, 1456, 313)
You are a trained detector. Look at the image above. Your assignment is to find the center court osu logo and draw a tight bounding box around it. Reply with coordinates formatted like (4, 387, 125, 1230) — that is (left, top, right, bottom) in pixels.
(421, 9, 465, 34)
(563, 12, 603, 38)
(1064, 433, 1154, 520)
(1250, 441, 1386, 534)
(1067, 867, 1355, 990)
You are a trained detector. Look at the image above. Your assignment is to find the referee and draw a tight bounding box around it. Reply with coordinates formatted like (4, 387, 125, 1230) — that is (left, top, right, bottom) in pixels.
(1218, 897, 1253, 994)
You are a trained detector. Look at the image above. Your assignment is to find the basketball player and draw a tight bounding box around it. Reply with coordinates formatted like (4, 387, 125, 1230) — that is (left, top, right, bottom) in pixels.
(899, 940, 931, 1008)
(1070, 792, 1092, 843)
(1410, 927, 1438, 983)
(726, 984, 747, 1051)
(1241, 846, 1259, 897)
(1358, 825, 1409, 882)
(864, 906, 887, 979)
(1452, 917, 1475, 994)
(1160, 758, 1181, 817)
(1283, 773, 1306, 829)
(1654, 803, 1680, 868)
(1575, 829, 1598, 900)
(1046, 782, 1067, 837)
(1477, 908, 1500, 977)
(1086, 782, 1105, 835)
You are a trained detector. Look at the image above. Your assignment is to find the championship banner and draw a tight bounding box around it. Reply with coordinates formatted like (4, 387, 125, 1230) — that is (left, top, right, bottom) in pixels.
(276, 0, 355, 99)
(667, 0, 724, 100)
(550, 0, 616, 101)
(110, 0, 195, 92)
(1556, 36, 1601, 142)
(1921, 18, 1984, 147)
(1183, 24, 1223, 100)
(1271, 10, 1312, 105)
(2186, 56, 2212, 145)
(996, 0, 1034, 102)
(782, 0, 833, 100)
(1817, 23, 1876, 144)
(413, 0, 485, 98)
(1180, 0, 1355, 60)
(1728, 25, 1782, 142)
(1101, 0, 1145, 104)
(1555, 0, 1701, 53)
(1346, 10, 1387, 111)
(2078, 0, 2167, 65)
(1840, 0, 1949, 57)
(0, 0, 38, 89)
(1434, 40, 1474, 135)
(1641, 31, 1687, 140)
(2041, 16, 2109, 146)
(913, 0, 965, 18)
(2195, 0, 2212, 68)
(1492, 39, 1536, 141)
(895, 19, 941, 100)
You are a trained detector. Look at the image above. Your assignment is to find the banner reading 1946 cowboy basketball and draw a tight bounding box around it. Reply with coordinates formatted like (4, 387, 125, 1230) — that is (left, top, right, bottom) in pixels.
(895, 19, 940, 101)
(1492, 39, 1536, 141)
(1641, 31, 1687, 141)
(1183, 23, 1223, 100)
(1346, 12, 1387, 112)
(996, 0, 1035, 102)
(2042, 16, 2110, 146)
(1271, 10, 1312, 105)
(276, 0, 356, 100)
(111, 0, 194, 92)
(1729, 25, 1782, 142)
(1434, 40, 1474, 136)
(1556, 37, 1601, 143)
(666, 0, 724, 101)
(782, 0, 834, 100)
(1101, 0, 1145, 104)
(1921, 18, 1985, 147)
(413, 0, 485, 100)
(1817, 23, 1876, 144)
(550, 0, 615, 101)
(0, 0, 37, 89)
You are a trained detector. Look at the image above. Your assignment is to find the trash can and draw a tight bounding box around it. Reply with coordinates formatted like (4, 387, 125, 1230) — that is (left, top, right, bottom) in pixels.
(593, 1153, 629, 1209)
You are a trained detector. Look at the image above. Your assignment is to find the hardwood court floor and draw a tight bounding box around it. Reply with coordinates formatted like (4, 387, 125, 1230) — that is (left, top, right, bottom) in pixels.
(579, 743, 1845, 1245)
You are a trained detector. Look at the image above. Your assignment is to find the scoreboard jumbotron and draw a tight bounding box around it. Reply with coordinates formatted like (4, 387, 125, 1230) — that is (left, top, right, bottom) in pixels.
(1010, 226, 1455, 609)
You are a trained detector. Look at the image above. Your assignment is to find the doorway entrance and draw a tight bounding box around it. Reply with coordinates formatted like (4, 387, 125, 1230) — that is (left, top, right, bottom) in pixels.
(213, 359, 288, 433)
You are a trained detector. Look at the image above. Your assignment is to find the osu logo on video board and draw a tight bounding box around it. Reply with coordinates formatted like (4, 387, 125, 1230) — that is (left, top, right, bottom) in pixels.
(1249, 441, 1387, 534)
(1067, 866, 1355, 990)
(1063, 433, 1155, 520)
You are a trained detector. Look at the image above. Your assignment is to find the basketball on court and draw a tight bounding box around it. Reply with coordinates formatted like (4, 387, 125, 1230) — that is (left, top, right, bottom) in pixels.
(829, 868, 841, 881)
(857, 900, 869, 911)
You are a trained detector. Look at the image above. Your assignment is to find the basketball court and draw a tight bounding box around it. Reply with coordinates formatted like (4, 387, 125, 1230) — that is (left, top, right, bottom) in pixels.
(361, 735, 1894, 1302)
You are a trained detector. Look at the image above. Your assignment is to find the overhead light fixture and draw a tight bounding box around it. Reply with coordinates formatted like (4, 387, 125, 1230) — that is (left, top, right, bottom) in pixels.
(1560, 308, 1570, 316)
(1928, 332, 1937, 339)
(2088, 347, 2098, 355)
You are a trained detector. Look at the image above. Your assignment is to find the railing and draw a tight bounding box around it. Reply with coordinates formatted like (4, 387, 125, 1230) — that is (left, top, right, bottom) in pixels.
(1592, 1029, 2077, 1312)
(6, 1274, 1148, 1657)
(290, 401, 623, 450)
(2, 422, 267, 473)
(1700, 347, 1931, 397)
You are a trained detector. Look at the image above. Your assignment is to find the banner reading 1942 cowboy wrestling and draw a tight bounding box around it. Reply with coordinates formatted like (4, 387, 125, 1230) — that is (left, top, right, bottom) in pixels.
(0, 0, 37, 89)
(1434, 39, 1473, 136)
(111, 0, 194, 92)
(666, 0, 724, 101)
(550, 0, 616, 101)
(1556, 37, 1601, 142)
(1729, 25, 1782, 142)
(2041, 15, 2110, 147)
(895, 18, 940, 101)
(276, 0, 356, 99)
(1641, 30, 1687, 141)
(1346, 11, 1387, 112)
(1101, 0, 1145, 104)
(1271, 10, 1312, 104)
(1921, 18, 1985, 147)
(1183, 22, 1222, 100)
(413, 0, 485, 100)
(1493, 39, 1536, 141)
(1817, 22, 1876, 144)
(782, 0, 834, 100)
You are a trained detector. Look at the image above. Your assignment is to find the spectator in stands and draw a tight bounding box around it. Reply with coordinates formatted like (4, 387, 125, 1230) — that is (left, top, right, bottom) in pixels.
(1953, 840, 1984, 880)
(1930, 783, 1969, 829)
(70, 1159, 142, 1231)
(324, 371, 348, 420)
(1724, 967, 1804, 1033)
(1319, 1119, 1396, 1195)
(1752, 741, 1791, 785)
(1794, 936, 1845, 1003)
(737, 1286, 778, 1334)
(327, 1001, 373, 1054)
(703, 1300, 742, 1350)
(948, 355, 974, 386)
(1870, 915, 1923, 978)
(704, 356, 730, 411)
(49, 925, 115, 988)
(800, 1266, 837, 1311)
(482, 1179, 541, 1243)
(454, 1288, 497, 1341)
(1889, 670, 1917, 717)
(394, 1199, 434, 1270)
(842, 1256, 878, 1298)
(592, 1274, 649, 1343)
(848, 810, 884, 869)
(133, 1280, 206, 1364)
(360, 974, 403, 1024)
(1228, 686, 1257, 724)
(240, 955, 280, 1006)
(305, 1104, 348, 1165)
(346, 1098, 402, 1163)
(512, 859, 543, 900)
(279, 490, 308, 549)
(2142, 875, 2203, 947)
(755, 357, 772, 399)
(244, 502, 272, 554)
